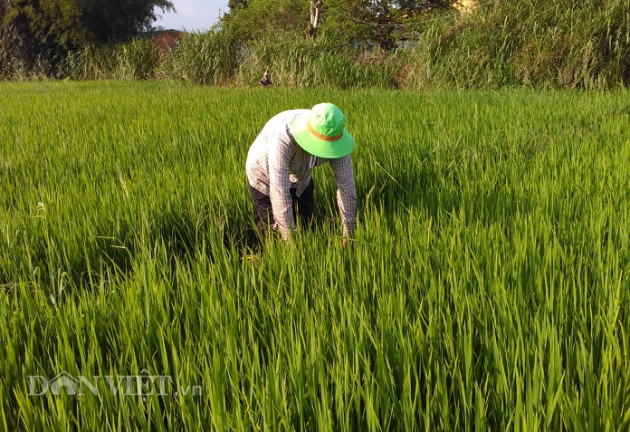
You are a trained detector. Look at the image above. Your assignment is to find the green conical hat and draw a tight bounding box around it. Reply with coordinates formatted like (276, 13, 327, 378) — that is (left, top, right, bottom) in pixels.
(291, 103, 355, 159)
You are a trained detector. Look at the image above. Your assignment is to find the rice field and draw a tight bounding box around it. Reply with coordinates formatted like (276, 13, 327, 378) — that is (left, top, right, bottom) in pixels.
(0, 81, 629, 430)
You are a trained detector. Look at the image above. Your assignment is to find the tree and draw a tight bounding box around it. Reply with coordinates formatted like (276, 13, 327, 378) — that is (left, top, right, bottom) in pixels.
(321, 0, 453, 50)
(222, 0, 309, 42)
(228, 0, 249, 9)
(306, 0, 322, 39)
(221, 0, 452, 49)
(1, 0, 85, 75)
(0, 0, 174, 76)
(79, 0, 175, 44)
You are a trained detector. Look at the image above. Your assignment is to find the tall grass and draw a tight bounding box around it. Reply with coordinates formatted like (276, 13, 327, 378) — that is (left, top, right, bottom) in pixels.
(423, 0, 630, 89)
(63, 39, 160, 80)
(165, 31, 240, 85)
(60, 31, 240, 84)
(233, 35, 397, 89)
(0, 82, 629, 430)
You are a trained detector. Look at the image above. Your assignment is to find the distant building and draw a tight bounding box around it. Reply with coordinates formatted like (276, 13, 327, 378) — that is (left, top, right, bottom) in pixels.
(147, 30, 184, 56)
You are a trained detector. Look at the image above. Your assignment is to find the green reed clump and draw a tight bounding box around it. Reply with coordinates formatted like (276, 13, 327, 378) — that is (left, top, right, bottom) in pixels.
(422, 0, 630, 89)
(64, 38, 160, 80)
(234, 34, 396, 89)
(165, 31, 240, 85)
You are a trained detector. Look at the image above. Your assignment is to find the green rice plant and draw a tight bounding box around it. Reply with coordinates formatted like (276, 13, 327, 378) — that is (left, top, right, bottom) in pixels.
(0, 82, 628, 430)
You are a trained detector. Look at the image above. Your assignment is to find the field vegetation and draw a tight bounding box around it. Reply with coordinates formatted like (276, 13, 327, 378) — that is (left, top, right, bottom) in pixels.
(0, 81, 628, 430)
(2, 1, 629, 90)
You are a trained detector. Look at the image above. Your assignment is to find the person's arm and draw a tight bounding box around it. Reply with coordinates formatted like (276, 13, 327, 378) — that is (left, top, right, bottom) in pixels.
(328, 155, 357, 239)
(268, 134, 296, 240)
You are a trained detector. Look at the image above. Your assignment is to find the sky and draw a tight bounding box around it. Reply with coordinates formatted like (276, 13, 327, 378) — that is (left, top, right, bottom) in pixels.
(153, 0, 230, 32)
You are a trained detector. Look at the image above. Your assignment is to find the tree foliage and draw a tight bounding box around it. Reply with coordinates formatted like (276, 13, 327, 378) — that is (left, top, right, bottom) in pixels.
(80, 0, 175, 44)
(321, 0, 453, 49)
(222, 0, 310, 42)
(222, 0, 453, 49)
(227, 0, 249, 10)
(0, 0, 174, 77)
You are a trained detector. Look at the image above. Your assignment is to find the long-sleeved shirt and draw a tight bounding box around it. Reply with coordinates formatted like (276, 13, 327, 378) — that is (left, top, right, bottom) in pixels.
(246, 109, 357, 239)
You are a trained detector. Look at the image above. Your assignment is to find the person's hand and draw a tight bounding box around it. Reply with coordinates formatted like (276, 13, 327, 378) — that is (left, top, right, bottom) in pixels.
(342, 237, 352, 250)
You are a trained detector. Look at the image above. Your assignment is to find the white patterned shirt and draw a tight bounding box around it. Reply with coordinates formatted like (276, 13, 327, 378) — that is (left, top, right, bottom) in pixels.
(246, 109, 357, 239)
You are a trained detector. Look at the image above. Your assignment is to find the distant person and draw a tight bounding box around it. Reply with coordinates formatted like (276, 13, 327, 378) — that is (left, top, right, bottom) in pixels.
(259, 71, 272, 87)
(246, 103, 357, 248)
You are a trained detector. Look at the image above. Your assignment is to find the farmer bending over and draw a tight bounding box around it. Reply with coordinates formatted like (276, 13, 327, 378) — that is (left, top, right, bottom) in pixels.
(246, 103, 357, 247)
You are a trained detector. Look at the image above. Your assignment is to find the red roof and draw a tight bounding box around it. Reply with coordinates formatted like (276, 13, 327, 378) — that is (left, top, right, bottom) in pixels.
(151, 30, 184, 55)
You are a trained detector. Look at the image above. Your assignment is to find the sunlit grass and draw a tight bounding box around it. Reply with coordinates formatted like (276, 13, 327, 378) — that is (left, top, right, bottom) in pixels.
(0, 81, 629, 430)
